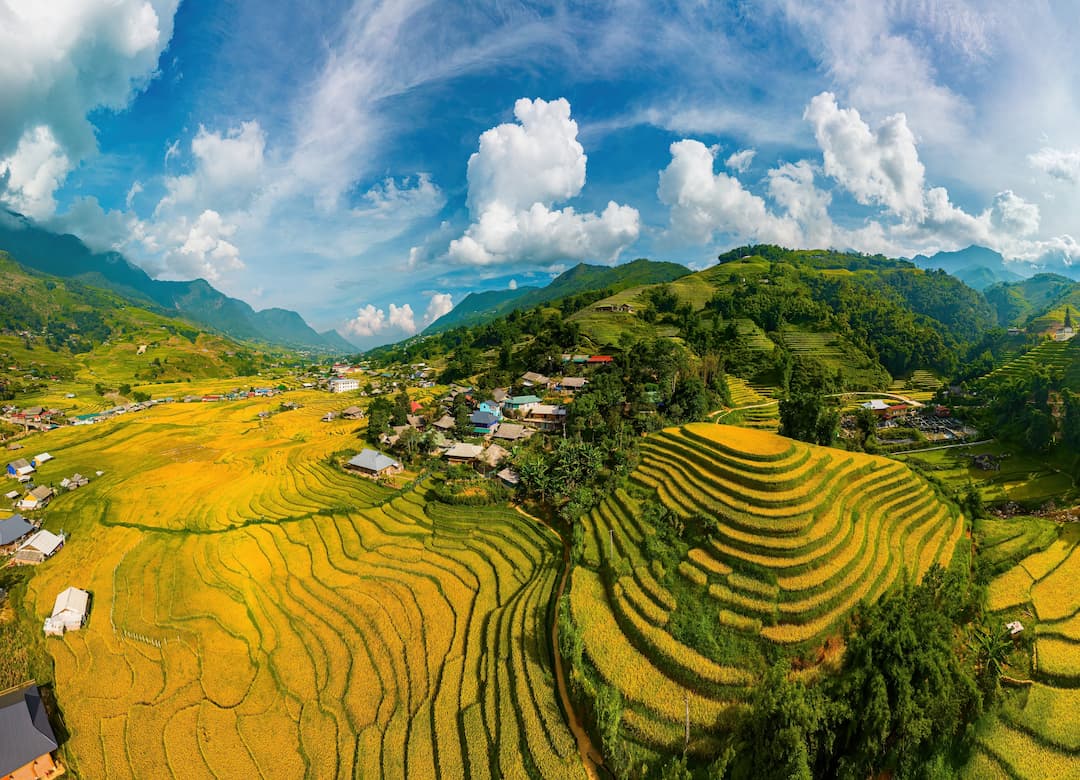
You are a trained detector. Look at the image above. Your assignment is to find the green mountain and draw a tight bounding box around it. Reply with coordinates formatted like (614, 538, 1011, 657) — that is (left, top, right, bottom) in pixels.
(423, 258, 691, 333)
(984, 273, 1078, 327)
(912, 245, 1025, 290)
(319, 328, 360, 353)
(0, 208, 343, 351)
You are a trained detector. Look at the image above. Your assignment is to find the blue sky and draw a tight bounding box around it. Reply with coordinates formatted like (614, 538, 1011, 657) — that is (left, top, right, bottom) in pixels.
(3, 1, 1080, 347)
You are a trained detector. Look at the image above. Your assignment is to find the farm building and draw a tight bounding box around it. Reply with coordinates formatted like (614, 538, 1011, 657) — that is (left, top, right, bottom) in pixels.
(492, 423, 530, 442)
(444, 443, 483, 465)
(431, 414, 456, 433)
(555, 377, 587, 392)
(18, 486, 54, 511)
(328, 377, 360, 393)
(519, 372, 550, 388)
(4, 490, 19, 501)
(861, 399, 889, 412)
(0, 514, 34, 550)
(491, 388, 509, 404)
(6, 459, 34, 479)
(477, 444, 510, 473)
(594, 303, 634, 313)
(14, 530, 65, 565)
(496, 467, 520, 487)
(345, 449, 402, 478)
(43, 586, 90, 636)
(321, 412, 337, 422)
(0, 681, 60, 780)
(31, 453, 52, 466)
(341, 405, 365, 420)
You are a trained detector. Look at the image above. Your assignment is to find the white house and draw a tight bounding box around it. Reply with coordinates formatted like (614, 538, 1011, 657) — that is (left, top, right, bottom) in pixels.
(14, 529, 65, 565)
(43, 587, 89, 636)
(328, 377, 360, 393)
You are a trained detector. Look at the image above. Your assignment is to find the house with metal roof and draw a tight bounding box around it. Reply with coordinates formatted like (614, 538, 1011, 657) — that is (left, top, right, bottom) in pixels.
(0, 515, 34, 549)
(0, 682, 59, 780)
(5, 459, 34, 479)
(504, 395, 542, 411)
(492, 423, 531, 442)
(444, 443, 483, 465)
(43, 587, 90, 636)
(14, 530, 65, 565)
(469, 410, 500, 434)
(17, 486, 54, 511)
(344, 449, 402, 478)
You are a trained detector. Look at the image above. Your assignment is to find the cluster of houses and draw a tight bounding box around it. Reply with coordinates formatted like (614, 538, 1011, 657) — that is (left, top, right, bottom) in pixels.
(0, 514, 65, 565)
(72, 398, 170, 426)
(0, 405, 64, 432)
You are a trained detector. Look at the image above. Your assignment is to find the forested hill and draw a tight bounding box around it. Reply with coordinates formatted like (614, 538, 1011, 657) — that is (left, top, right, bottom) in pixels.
(423, 258, 691, 333)
(0, 208, 346, 351)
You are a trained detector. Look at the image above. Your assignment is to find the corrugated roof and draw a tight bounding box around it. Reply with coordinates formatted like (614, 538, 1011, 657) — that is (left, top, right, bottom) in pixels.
(445, 443, 483, 460)
(346, 449, 400, 473)
(0, 515, 32, 546)
(18, 530, 63, 556)
(52, 587, 89, 619)
(0, 683, 58, 777)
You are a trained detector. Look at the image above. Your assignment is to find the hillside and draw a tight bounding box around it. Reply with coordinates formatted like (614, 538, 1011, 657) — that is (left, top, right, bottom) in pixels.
(566, 423, 963, 756)
(984, 273, 1078, 327)
(424, 258, 690, 333)
(913, 245, 1025, 290)
(0, 208, 343, 351)
(16, 389, 581, 778)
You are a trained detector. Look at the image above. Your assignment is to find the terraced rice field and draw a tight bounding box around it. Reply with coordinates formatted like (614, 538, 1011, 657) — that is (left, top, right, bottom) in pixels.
(21, 393, 582, 779)
(974, 526, 1080, 777)
(718, 378, 779, 432)
(985, 339, 1078, 387)
(568, 423, 963, 751)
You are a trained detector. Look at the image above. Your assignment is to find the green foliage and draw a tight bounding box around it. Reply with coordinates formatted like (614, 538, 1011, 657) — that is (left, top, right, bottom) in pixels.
(365, 396, 394, 444)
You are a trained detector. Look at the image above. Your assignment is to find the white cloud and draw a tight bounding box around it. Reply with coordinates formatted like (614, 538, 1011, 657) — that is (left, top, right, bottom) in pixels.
(1029, 147, 1080, 184)
(125, 181, 143, 210)
(344, 304, 386, 338)
(159, 121, 267, 213)
(47, 196, 134, 254)
(991, 190, 1039, 237)
(804, 92, 926, 220)
(0, 126, 71, 218)
(448, 98, 640, 268)
(508, 279, 518, 290)
(422, 292, 454, 325)
(0, 0, 178, 215)
(387, 302, 416, 334)
(766, 160, 835, 247)
(725, 149, 756, 173)
(161, 209, 244, 281)
(658, 139, 802, 246)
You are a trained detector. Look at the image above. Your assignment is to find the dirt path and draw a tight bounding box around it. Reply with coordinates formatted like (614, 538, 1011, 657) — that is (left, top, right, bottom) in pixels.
(513, 505, 604, 780)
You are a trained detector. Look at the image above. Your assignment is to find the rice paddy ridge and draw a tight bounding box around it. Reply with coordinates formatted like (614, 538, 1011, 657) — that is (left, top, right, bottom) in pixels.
(976, 524, 1080, 778)
(567, 423, 963, 752)
(22, 393, 585, 778)
(984, 339, 1077, 386)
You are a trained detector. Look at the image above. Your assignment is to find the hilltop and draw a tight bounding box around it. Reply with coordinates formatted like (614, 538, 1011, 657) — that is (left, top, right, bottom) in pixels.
(423, 258, 691, 333)
(0, 209, 348, 352)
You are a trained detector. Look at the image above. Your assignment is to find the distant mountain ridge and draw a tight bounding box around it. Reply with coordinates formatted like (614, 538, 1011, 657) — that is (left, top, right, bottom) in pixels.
(0, 208, 349, 352)
(424, 258, 691, 333)
(912, 245, 1025, 290)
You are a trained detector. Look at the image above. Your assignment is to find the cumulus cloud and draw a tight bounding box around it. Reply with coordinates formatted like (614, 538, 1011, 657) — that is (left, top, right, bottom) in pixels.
(161, 209, 244, 281)
(508, 279, 518, 290)
(804, 92, 926, 220)
(343, 291, 451, 339)
(658, 140, 802, 246)
(423, 292, 454, 325)
(0, 126, 71, 218)
(0, 0, 178, 215)
(158, 121, 267, 213)
(725, 148, 756, 173)
(47, 196, 135, 254)
(1029, 147, 1080, 184)
(447, 98, 640, 267)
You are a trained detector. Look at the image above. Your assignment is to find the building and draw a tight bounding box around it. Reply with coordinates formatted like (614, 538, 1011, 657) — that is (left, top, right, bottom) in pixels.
(30, 454, 52, 467)
(0, 682, 60, 780)
(18, 486, 54, 511)
(477, 401, 502, 418)
(594, 303, 634, 313)
(341, 405, 365, 420)
(492, 423, 530, 443)
(861, 399, 890, 413)
(555, 377, 587, 393)
(0, 514, 34, 550)
(586, 355, 614, 364)
(491, 388, 509, 404)
(444, 443, 483, 466)
(1054, 325, 1075, 342)
(496, 467, 520, 488)
(328, 377, 360, 393)
(519, 372, 550, 388)
(43, 587, 90, 636)
(6, 459, 34, 480)
(477, 444, 510, 473)
(469, 410, 500, 435)
(505, 395, 542, 412)
(344, 449, 402, 478)
(432, 414, 456, 433)
(13, 530, 65, 565)
(523, 404, 567, 432)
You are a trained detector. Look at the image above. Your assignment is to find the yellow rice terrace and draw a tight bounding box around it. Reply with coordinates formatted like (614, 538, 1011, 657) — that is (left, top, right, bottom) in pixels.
(17, 395, 583, 779)
(565, 423, 965, 757)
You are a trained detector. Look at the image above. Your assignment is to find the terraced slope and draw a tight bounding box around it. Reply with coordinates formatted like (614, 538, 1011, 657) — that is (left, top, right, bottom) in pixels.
(985, 338, 1079, 387)
(23, 394, 583, 779)
(567, 423, 964, 753)
(977, 526, 1080, 778)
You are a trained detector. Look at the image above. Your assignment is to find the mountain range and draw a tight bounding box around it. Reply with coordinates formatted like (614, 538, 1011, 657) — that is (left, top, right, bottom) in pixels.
(0, 209, 355, 352)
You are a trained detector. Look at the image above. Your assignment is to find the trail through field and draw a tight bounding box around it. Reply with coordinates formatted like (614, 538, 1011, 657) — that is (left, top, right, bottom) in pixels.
(891, 439, 993, 454)
(514, 504, 603, 780)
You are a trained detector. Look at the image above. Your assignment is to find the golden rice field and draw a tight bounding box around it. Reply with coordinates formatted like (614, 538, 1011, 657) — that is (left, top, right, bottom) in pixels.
(568, 423, 964, 752)
(974, 526, 1080, 777)
(18, 391, 583, 779)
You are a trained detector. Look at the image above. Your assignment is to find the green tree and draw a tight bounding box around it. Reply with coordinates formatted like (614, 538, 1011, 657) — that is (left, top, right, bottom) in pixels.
(365, 397, 394, 445)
